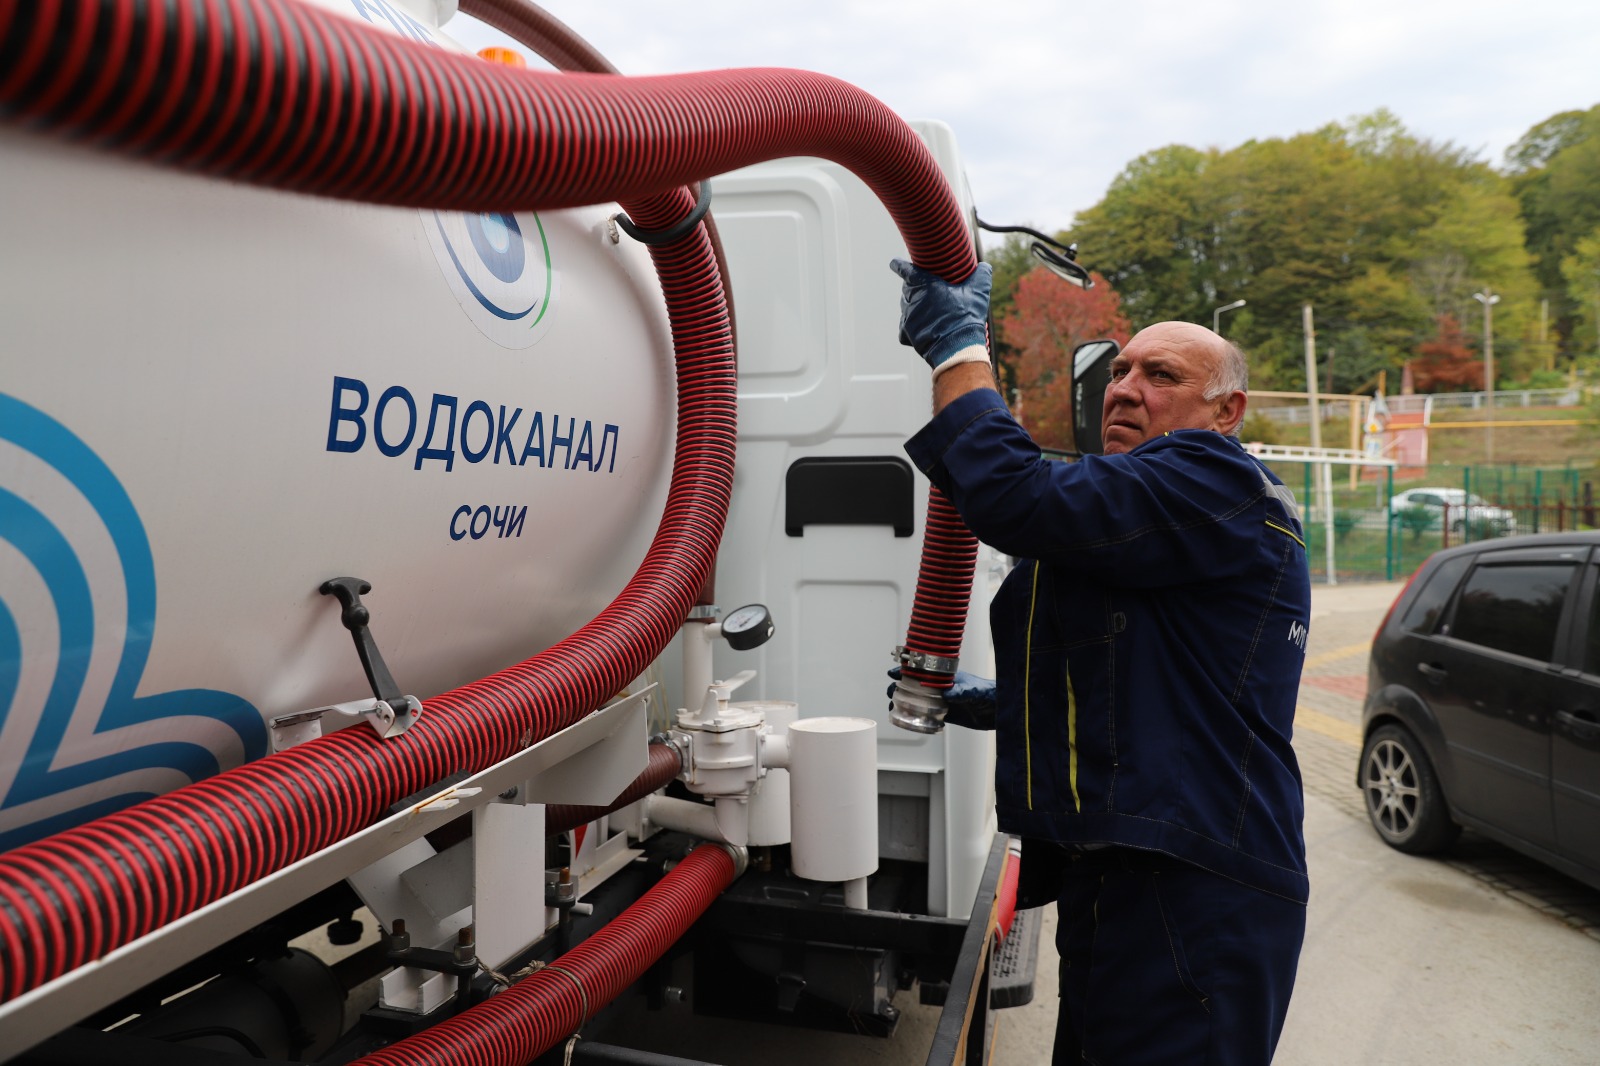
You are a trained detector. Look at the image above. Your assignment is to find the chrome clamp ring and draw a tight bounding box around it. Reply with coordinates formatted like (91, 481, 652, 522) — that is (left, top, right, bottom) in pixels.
(893, 646, 959, 675)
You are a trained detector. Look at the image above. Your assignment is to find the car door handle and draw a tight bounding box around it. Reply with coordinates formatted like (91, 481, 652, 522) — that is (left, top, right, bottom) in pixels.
(1555, 710, 1600, 741)
(1416, 662, 1448, 682)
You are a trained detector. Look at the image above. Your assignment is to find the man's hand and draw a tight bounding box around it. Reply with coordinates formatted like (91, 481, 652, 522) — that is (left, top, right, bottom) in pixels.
(890, 259, 992, 373)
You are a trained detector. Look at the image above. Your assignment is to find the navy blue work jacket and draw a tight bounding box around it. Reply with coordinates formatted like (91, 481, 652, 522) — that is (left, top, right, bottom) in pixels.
(905, 389, 1311, 903)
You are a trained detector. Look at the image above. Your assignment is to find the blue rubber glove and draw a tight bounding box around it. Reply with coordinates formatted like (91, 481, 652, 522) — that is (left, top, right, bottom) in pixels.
(886, 667, 998, 731)
(890, 259, 992, 371)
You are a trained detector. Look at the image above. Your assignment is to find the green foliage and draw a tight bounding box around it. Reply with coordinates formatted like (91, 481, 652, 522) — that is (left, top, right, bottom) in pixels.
(1505, 111, 1588, 174)
(1334, 510, 1360, 542)
(1396, 504, 1437, 541)
(1583, 383, 1600, 439)
(1239, 411, 1281, 446)
(1068, 109, 1542, 395)
(1561, 228, 1600, 358)
(1509, 105, 1600, 359)
(1068, 145, 1217, 329)
(1459, 515, 1503, 542)
(1522, 369, 1568, 389)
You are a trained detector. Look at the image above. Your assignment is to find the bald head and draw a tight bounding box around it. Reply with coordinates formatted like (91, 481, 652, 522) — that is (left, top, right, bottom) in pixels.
(1100, 322, 1249, 455)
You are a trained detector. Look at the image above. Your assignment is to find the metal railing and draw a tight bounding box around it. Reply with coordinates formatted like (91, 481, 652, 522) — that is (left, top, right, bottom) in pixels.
(1258, 387, 1591, 424)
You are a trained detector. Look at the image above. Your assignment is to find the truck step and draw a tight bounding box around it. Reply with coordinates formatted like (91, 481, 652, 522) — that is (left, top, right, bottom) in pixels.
(990, 904, 1040, 1009)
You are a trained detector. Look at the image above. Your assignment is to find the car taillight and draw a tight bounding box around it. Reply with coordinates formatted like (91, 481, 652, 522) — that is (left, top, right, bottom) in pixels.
(1374, 564, 1424, 642)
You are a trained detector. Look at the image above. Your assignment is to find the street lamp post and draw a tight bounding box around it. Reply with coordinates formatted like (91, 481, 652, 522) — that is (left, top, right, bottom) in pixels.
(1473, 289, 1500, 464)
(1213, 299, 1247, 335)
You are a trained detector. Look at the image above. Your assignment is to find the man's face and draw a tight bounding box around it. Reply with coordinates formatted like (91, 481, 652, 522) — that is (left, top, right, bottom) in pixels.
(1100, 323, 1238, 455)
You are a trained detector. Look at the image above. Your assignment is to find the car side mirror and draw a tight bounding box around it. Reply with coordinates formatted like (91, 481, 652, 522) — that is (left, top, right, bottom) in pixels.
(1072, 339, 1119, 457)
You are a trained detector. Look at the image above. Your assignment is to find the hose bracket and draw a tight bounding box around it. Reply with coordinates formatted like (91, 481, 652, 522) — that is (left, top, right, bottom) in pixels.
(612, 180, 713, 246)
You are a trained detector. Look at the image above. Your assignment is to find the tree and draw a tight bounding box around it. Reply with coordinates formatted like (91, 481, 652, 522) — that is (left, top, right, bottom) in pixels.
(984, 231, 1054, 392)
(1066, 145, 1223, 330)
(1561, 228, 1600, 358)
(1508, 106, 1600, 359)
(1068, 110, 1543, 391)
(1409, 314, 1482, 392)
(999, 268, 1131, 451)
(1505, 111, 1588, 174)
(1408, 176, 1541, 378)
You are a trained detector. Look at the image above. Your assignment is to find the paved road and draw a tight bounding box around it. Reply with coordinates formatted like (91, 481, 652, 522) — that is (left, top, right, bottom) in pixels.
(1274, 581, 1600, 1065)
(590, 582, 1600, 1064)
(1293, 581, 1600, 945)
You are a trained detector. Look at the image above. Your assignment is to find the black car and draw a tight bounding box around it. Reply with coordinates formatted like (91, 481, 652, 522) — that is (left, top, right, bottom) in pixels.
(1361, 533, 1600, 890)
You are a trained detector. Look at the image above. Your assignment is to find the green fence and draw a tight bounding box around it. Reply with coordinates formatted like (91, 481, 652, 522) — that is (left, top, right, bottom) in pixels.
(1258, 462, 1600, 583)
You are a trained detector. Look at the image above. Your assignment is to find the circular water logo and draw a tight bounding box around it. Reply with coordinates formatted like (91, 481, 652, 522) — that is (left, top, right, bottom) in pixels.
(423, 209, 558, 349)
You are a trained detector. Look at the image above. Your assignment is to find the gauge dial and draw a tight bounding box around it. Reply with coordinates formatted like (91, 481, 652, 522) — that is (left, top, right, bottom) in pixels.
(721, 604, 774, 651)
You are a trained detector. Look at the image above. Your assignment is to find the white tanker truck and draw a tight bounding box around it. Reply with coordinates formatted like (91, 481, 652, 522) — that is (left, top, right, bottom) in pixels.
(0, 1, 1112, 1062)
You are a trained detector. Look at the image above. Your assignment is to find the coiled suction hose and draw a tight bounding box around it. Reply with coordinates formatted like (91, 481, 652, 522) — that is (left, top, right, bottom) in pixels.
(358, 844, 737, 1066)
(0, 0, 978, 1002)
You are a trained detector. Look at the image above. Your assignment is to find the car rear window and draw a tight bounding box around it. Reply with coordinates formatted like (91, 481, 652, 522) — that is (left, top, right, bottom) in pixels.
(1401, 554, 1472, 633)
(1448, 562, 1577, 663)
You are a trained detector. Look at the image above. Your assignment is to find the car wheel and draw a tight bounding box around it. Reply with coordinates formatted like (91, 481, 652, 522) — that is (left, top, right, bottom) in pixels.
(1360, 724, 1460, 854)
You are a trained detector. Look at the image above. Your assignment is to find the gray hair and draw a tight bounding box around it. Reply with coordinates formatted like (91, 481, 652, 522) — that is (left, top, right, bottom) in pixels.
(1203, 340, 1249, 401)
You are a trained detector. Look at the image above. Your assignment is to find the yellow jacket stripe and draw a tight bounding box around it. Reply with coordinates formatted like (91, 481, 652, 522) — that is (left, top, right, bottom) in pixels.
(1266, 519, 1306, 548)
(1067, 668, 1080, 812)
(1024, 560, 1039, 809)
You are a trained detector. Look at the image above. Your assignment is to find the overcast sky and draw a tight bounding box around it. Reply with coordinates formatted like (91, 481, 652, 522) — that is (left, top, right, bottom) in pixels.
(447, 0, 1599, 233)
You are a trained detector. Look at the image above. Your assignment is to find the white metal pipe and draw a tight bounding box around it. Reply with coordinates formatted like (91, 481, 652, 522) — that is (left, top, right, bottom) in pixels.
(842, 877, 869, 910)
(645, 795, 724, 841)
(644, 794, 748, 845)
(759, 730, 790, 770)
(745, 701, 797, 847)
(681, 622, 717, 714)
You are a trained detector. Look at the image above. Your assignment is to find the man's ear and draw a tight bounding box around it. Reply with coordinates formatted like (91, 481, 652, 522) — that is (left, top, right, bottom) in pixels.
(1215, 391, 1247, 436)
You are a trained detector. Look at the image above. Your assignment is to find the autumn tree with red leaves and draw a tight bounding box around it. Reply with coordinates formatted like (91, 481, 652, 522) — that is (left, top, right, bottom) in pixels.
(999, 268, 1132, 450)
(1409, 314, 1483, 392)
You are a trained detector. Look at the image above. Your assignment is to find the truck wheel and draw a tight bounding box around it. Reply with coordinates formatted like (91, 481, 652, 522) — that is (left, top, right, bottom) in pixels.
(1361, 724, 1460, 854)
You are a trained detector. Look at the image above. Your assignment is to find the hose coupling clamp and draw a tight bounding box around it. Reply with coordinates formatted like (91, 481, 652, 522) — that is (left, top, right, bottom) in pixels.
(893, 646, 959, 676)
(686, 605, 722, 622)
(717, 843, 750, 879)
(612, 180, 713, 247)
(651, 731, 691, 776)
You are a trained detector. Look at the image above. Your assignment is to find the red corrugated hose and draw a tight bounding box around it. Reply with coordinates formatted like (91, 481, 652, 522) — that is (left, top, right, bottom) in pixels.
(456, 0, 975, 688)
(542, 742, 682, 838)
(358, 844, 737, 1066)
(0, 0, 980, 1010)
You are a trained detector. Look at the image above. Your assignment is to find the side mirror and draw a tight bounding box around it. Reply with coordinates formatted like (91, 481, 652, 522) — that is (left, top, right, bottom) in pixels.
(1071, 339, 1119, 457)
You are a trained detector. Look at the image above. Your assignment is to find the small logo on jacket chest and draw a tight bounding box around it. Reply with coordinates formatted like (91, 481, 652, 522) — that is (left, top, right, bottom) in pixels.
(1288, 620, 1309, 651)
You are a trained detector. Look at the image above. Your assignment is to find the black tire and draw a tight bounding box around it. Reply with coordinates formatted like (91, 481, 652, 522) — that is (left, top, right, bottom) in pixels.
(1360, 723, 1460, 854)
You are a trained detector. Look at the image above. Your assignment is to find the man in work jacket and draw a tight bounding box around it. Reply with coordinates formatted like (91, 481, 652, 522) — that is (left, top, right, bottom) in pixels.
(891, 259, 1311, 1065)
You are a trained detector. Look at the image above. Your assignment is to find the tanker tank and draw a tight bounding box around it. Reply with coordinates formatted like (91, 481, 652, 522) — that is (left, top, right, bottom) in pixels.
(0, 57, 678, 848)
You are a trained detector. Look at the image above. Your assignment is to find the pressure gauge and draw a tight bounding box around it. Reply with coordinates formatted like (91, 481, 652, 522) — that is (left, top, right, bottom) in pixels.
(721, 603, 774, 651)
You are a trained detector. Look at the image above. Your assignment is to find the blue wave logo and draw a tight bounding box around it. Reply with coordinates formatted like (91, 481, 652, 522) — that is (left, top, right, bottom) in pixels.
(0, 395, 266, 849)
(425, 210, 558, 349)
